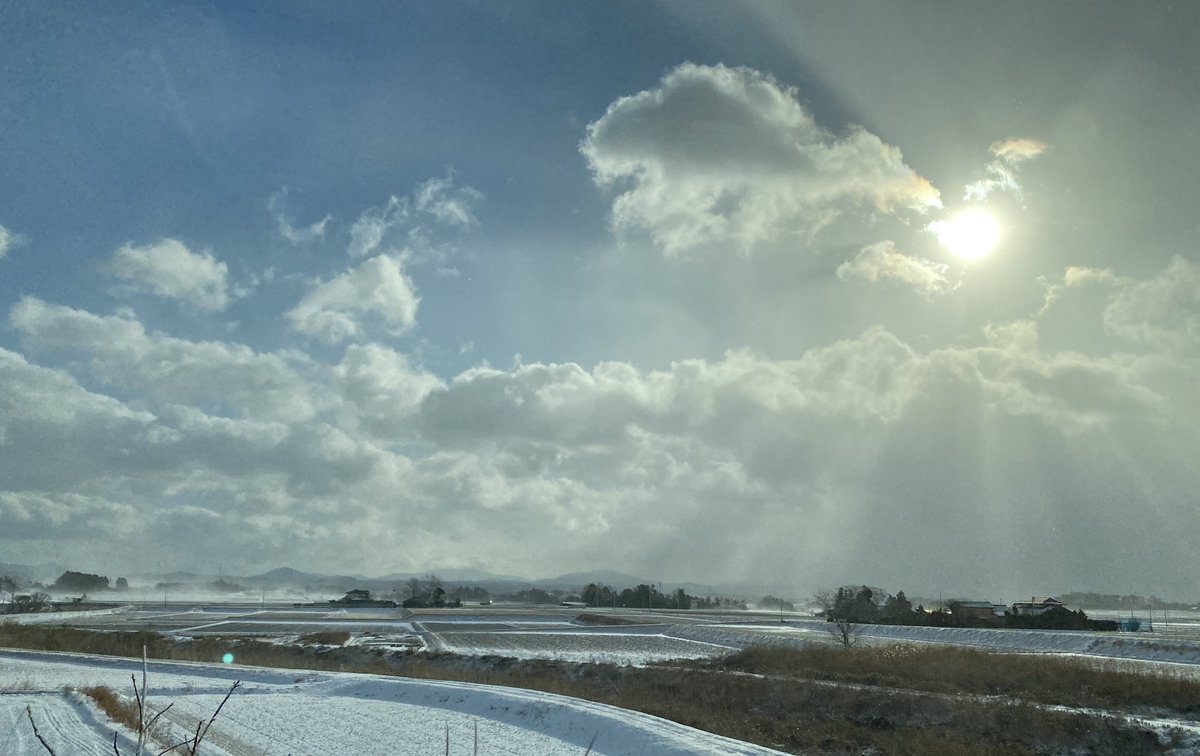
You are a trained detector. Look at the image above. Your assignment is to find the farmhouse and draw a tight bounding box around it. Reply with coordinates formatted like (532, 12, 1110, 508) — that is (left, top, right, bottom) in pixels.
(330, 589, 397, 608)
(1011, 596, 1065, 616)
(949, 600, 1006, 622)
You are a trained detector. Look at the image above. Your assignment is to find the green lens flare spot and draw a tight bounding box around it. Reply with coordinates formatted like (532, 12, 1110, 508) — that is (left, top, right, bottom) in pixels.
(222, 652, 235, 664)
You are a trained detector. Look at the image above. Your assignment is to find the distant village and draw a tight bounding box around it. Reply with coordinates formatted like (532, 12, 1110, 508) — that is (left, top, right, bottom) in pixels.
(817, 586, 1144, 632)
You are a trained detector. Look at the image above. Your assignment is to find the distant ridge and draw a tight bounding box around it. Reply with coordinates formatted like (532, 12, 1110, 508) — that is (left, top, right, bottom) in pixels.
(538, 569, 651, 589)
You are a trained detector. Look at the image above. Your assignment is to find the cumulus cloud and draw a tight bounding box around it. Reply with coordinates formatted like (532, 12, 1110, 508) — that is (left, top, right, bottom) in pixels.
(0, 223, 26, 260)
(333, 344, 443, 437)
(11, 297, 317, 421)
(836, 240, 952, 299)
(268, 187, 331, 244)
(964, 137, 1047, 201)
(1, 285, 1194, 592)
(581, 63, 941, 256)
(287, 254, 420, 343)
(108, 238, 231, 311)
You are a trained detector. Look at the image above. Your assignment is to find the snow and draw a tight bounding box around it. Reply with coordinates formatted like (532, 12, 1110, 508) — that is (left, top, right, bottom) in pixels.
(673, 618, 1200, 669)
(0, 650, 783, 755)
(436, 631, 736, 665)
(1, 605, 135, 624)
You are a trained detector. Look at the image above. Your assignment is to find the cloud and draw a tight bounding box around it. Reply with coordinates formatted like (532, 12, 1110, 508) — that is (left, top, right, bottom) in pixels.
(107, 238, 231, 312)
(415, 174, 483, 229)
(1, 286, 1192, 592)
(581, 63, 941, 256)
(10, 297, 317, 422)
(286, 254, 420, 343)
(0, 491, 138, 539)
(348, 195, 408, 258)
(0, 223, 27, 260)
(268, 188, 331, 244)
(964, 137, 1048, 201)
(1102, 257, 1200, 350)
(991, 138, 1048, 163)
(1042, 257, 1200, 352)
(837, 240, 952, 299)
(333, 343, 443, 437)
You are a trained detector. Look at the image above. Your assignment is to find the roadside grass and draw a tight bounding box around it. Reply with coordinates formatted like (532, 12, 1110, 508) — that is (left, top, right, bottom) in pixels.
(1, 623, 1192, 755)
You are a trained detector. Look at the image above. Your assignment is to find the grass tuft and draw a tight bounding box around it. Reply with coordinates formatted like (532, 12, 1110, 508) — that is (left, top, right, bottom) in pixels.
(81, 685, 140, 732)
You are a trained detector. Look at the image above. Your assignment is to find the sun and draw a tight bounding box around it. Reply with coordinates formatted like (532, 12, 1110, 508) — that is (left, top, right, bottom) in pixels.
(932, 208, 1000, 261)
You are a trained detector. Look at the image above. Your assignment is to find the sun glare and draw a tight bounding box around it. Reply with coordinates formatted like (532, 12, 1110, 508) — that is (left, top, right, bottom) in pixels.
(933, 208, 1000, 261)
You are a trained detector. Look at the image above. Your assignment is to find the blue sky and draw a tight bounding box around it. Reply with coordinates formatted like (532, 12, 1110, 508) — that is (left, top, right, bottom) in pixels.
(3, 1, 1200, 599)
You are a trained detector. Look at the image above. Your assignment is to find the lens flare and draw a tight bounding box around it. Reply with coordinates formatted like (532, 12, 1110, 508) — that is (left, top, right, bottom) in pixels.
(222, 652, 235, 664)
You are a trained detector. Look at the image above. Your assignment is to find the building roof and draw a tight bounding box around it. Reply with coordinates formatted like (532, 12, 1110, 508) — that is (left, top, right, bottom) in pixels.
(950, 600, 995, 609)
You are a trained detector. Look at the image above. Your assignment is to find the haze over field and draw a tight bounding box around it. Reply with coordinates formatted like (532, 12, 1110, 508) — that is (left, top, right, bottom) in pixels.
(2, 2, 1199, 599)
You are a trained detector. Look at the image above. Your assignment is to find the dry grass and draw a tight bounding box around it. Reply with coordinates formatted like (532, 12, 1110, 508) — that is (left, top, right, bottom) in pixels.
(574, 613, 641, 626)
(81, 685, 140, 733)
(297, 630, 351, 646)
(719, 644, 1200, 715)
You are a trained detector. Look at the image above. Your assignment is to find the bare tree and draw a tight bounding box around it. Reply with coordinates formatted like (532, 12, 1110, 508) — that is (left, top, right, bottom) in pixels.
(0, 575, 17, 607)
(813, 588, 861, 649)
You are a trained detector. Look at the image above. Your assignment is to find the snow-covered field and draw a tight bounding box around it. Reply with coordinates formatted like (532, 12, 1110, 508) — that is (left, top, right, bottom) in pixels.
(12, 604, 1200, 671)
(0, 649, 782, 755)
(434, 631, 737, 664)
(673, 619, 1200, 675)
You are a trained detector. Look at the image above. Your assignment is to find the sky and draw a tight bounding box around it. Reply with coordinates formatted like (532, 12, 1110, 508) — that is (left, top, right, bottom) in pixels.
(2, 1, 1200, 599)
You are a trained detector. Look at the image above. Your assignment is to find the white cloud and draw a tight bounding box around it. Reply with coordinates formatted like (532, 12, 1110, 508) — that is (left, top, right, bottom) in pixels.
(108, 238, 231, 312)
(268, 187, 331, 244)
(348, 195, 408, 258)
(333, 343, 443, 437)
(10, 297, 317, 422)
(581, 63, 941, 256)
(415, 174, 483, 228)
(1, 288, 1192, 592)
(991, 137, 1048, 163)
(964, 137, 1047, 201)
(286, 254, 419, 343)
(0, 223, 26, 260)
(1041, 257, 1200, 352)
(837, 240, 952, 299)
(1103, 257, 1200, 349)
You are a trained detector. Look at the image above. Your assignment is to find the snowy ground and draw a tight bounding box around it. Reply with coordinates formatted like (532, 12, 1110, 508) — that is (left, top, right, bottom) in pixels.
(434, 630, 737, 664)
(11, 603, 1200, 670)
(0, 649, 783, 755)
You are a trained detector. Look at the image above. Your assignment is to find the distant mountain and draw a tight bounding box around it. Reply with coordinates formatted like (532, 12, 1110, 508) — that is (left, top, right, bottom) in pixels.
(538, 569, 651, 589)
(377, 568, 527, 583)
(246, 567, 317, 582)
(243, 567, 361, 586)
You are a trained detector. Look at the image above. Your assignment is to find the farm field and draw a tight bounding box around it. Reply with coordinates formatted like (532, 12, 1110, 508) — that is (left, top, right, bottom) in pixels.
(9, 605, 1200, 753)
(10, 602, 1200, 670)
